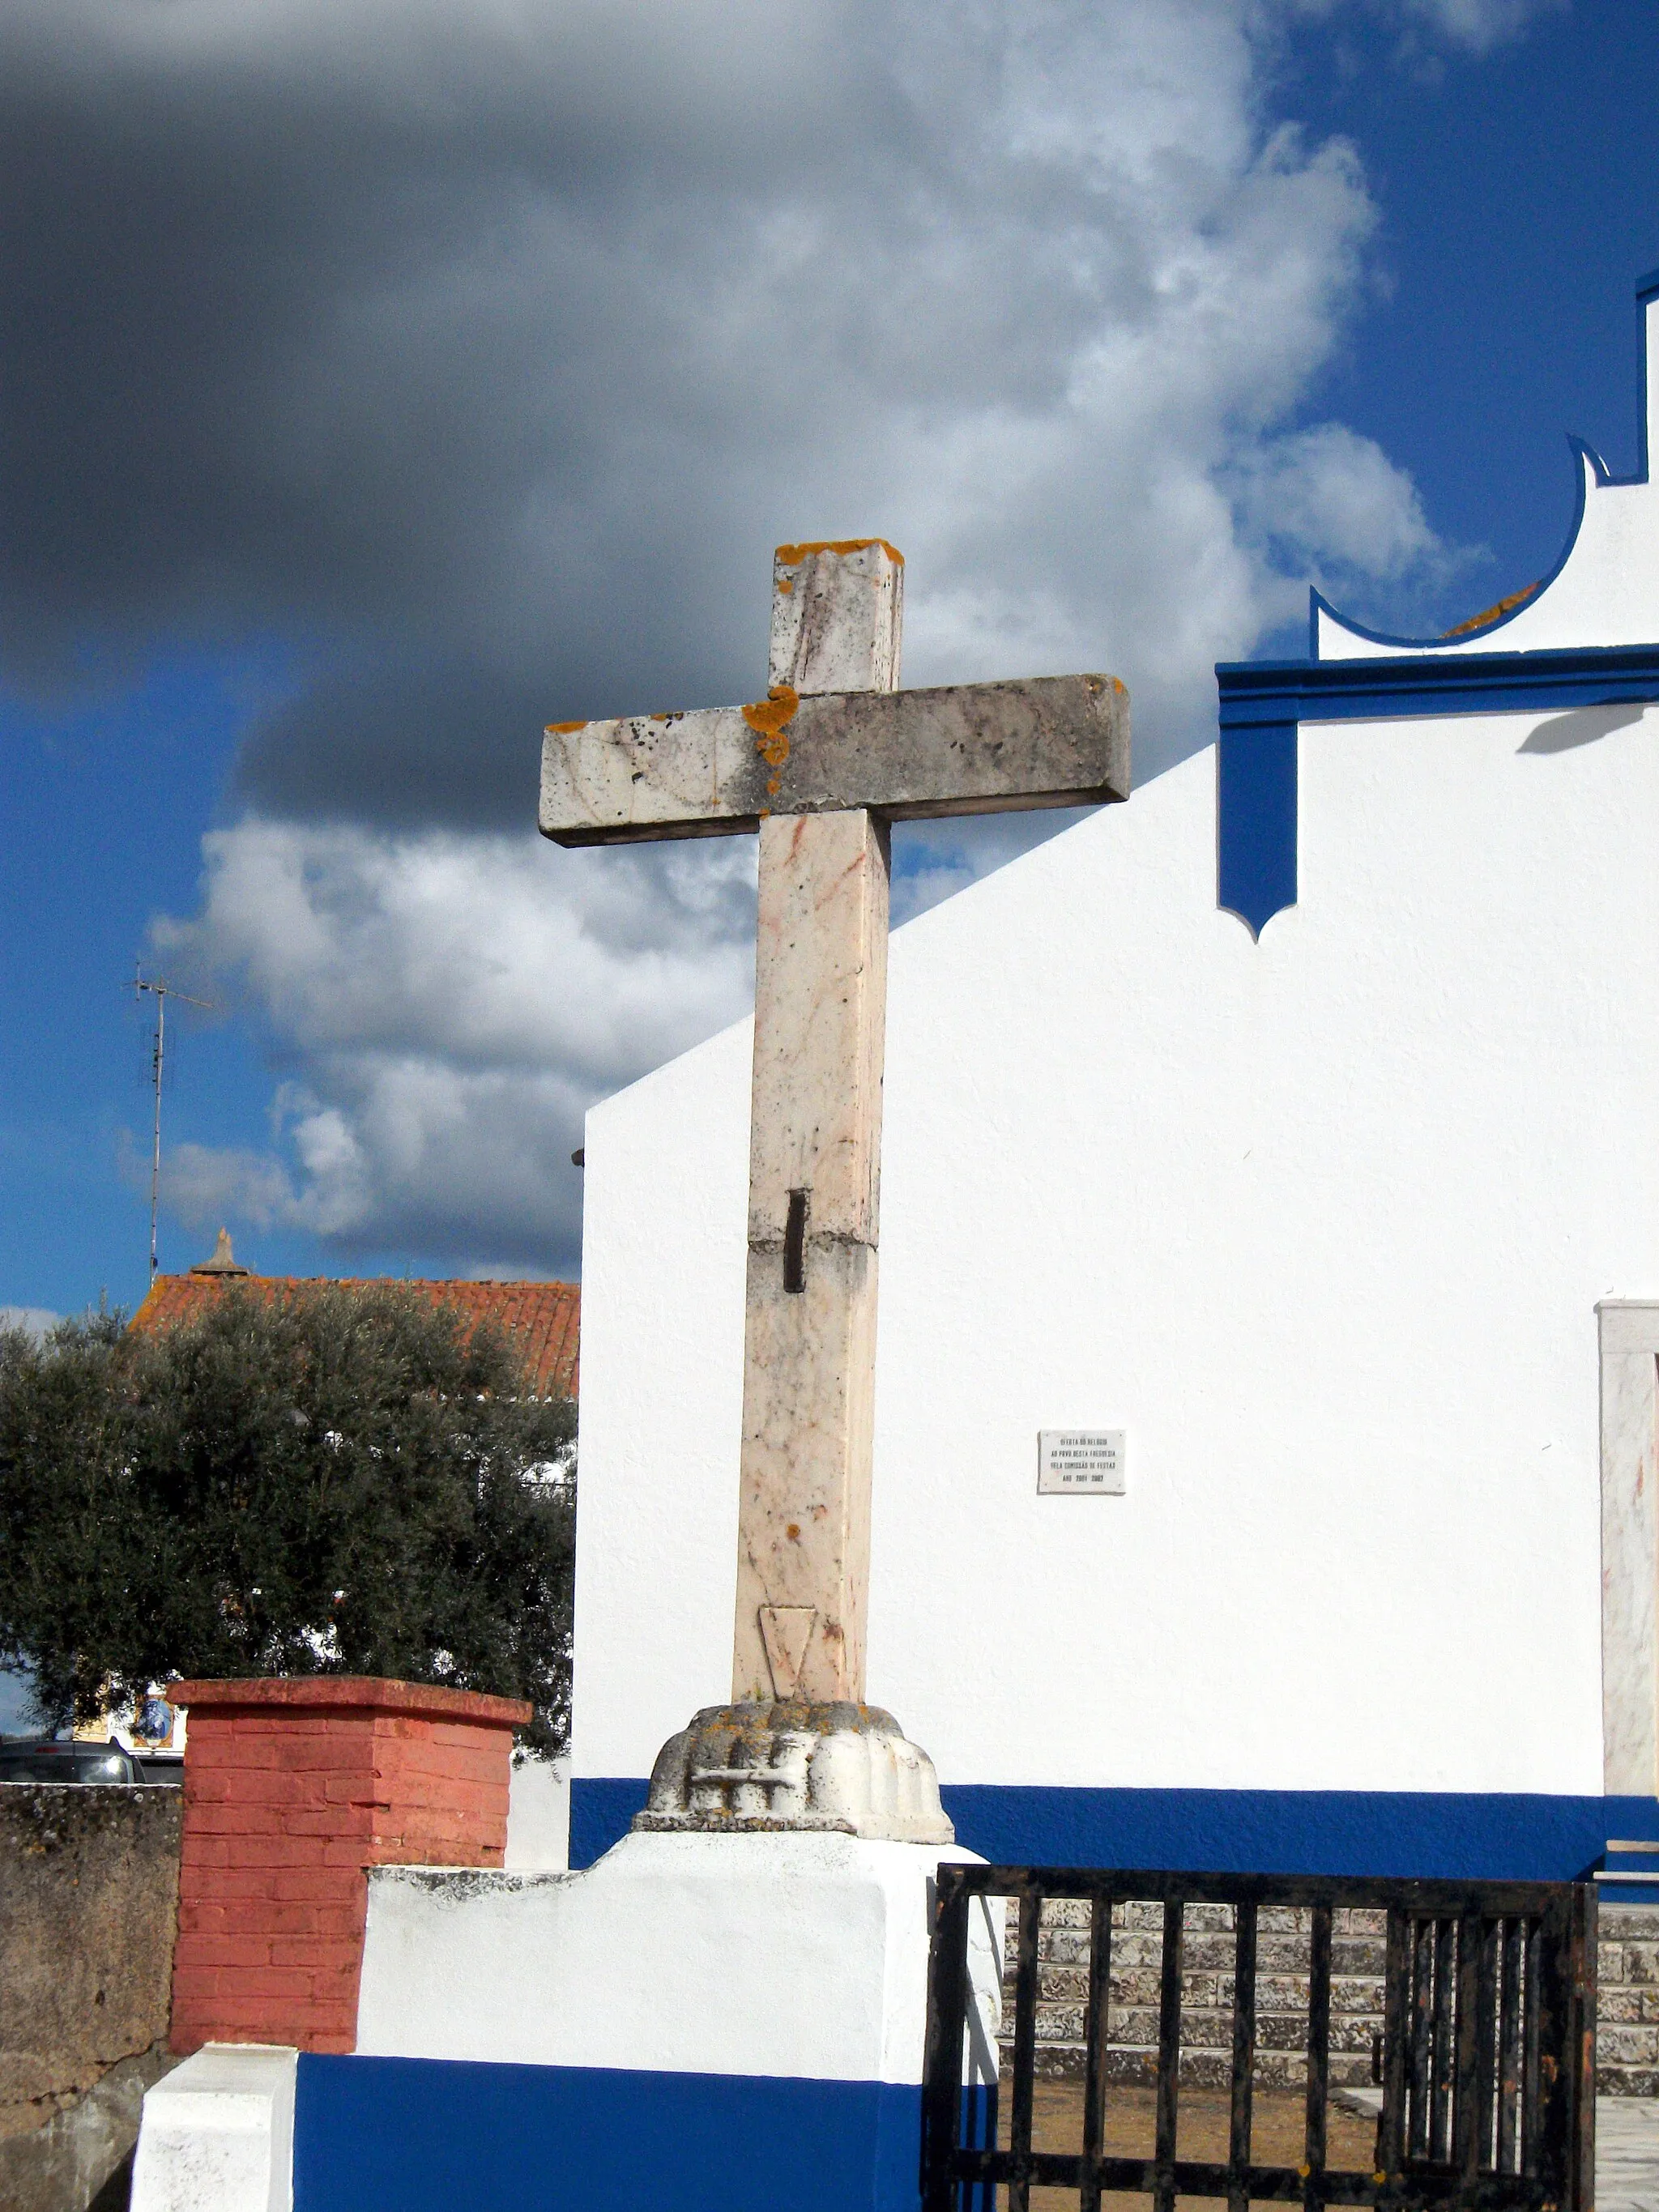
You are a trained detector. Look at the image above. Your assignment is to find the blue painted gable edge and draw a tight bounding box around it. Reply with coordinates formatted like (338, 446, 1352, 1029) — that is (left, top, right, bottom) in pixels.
(1212, 641, 1659, 938)
(1213, 273, 1659, 930)
(1303, 441, 1597, 656)
(1216, 641, 1659, 731)
(570, 1779, 1659, 1879)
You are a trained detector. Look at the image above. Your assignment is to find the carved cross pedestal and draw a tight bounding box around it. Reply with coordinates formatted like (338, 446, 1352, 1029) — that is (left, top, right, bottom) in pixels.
(541, 540, 1129, 1839)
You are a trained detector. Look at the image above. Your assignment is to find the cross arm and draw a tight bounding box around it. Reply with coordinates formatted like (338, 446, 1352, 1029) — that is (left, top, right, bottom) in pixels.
(539, 672, 1129, 847)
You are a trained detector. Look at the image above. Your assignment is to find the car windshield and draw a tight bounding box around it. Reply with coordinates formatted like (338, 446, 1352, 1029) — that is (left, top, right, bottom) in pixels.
(0, 1748, 134, 1784)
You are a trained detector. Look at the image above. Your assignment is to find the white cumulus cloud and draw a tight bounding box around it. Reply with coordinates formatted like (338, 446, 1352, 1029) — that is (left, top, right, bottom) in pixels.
(0, 1306, 62, 1341)
(152, 819, 757, 1269)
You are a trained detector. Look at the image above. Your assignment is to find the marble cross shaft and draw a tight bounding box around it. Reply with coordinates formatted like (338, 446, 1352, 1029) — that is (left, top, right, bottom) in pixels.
(541, 539, 1128, 1712)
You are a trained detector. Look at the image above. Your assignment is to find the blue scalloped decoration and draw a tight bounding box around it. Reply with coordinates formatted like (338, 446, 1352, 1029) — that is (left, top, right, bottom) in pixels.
(1307, 434, 1599, 657)
(1311, 271, 1659, 657)
(1213, 279, 1659, 947)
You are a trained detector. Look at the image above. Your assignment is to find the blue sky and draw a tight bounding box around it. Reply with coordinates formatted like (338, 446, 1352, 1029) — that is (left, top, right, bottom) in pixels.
(4, 654, 300, 1313)
(1275, 5, 1659, 597)
(3, 0, 1657, 1322)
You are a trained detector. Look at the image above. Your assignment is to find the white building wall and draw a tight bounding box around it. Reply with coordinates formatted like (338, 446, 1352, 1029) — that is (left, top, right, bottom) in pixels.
(574, 705, 1659, 1799)
(505, 1754, 571, 1870)
(356, 1834, 997, 2082)
(573, 1028, 748, 1780)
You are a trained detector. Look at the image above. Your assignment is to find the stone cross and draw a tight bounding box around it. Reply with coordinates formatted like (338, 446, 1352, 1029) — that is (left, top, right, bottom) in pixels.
(541, 541, 1128, 1814)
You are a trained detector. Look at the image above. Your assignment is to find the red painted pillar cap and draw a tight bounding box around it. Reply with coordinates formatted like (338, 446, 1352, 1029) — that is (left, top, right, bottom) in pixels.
(171, 1675, 533, 1726)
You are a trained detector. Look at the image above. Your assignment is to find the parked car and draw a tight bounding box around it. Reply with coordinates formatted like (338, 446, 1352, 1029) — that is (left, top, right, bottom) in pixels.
(0, 1736, 148, 1784)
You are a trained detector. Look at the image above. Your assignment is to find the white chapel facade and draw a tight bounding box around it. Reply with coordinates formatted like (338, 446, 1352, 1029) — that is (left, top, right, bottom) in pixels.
(569, 277, 1659, 1882)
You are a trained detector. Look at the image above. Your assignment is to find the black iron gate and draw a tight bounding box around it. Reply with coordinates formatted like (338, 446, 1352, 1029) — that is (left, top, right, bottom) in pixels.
(921, 1867, 1597, 2212)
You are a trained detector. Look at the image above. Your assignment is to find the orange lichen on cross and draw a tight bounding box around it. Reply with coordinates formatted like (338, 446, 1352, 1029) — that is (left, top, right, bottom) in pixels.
(544, 720, 588, 735)
(773, 539, 904, 567)
(743, 684, 799, 767)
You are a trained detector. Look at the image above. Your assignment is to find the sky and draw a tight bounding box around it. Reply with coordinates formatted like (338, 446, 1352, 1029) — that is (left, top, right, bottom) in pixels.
(3, 0, 1658, 1321)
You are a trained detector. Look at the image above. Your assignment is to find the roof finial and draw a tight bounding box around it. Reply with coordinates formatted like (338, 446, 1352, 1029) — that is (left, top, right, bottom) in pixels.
(190, 1227, 249, 1278)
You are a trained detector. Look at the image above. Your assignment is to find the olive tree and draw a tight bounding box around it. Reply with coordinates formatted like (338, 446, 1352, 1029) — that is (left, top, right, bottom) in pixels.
(0, 1284, 575, 1757)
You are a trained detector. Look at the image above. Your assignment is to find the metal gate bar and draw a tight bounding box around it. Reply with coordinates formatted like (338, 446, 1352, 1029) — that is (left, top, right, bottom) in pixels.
(921, 1868, 1597, 2212)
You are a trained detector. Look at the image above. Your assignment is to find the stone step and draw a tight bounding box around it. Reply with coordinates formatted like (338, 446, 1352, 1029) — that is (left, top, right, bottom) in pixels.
(1012, 2043, 1381, 2086)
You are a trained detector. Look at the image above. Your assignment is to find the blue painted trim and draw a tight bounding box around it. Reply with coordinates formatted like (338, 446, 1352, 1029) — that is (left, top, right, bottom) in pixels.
(1217, 641, 1659, 734)
(1212, 641, 1659, 938)
(1216, 722, 1296, 936)
(570, 1779, 1659, 1880)
(293, 2053, 983, 2212)
(1636, 266, 1659, 488)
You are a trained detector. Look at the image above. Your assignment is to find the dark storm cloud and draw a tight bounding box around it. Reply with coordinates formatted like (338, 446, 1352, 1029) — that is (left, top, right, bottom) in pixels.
(0, 9, 1077, 648)
(0, 0, 1441, 833)
(237, 663, 564, 829)
(0, 6, 866, 627)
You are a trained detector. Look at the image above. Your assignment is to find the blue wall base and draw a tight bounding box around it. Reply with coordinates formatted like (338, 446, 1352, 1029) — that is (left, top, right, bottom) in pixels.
(569, 1780, 1659, 1878)
(295, 2056, 984, 2212)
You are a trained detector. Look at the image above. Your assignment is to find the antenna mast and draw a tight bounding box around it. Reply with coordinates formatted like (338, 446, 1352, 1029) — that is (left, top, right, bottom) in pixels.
(133, 968, 213, 1281)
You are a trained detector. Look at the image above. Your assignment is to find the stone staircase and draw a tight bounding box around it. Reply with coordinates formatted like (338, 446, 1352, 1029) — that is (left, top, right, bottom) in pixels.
(997, 1894, 1659, 2095)
(1596, 1903, 1659, 2095)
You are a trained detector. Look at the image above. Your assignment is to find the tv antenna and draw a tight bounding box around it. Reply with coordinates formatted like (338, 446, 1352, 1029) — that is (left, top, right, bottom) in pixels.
(133, 967, 214, 1281)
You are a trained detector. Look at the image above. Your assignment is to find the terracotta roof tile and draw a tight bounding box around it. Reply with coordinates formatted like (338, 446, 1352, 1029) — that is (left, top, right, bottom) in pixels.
(129, 1275, 579, 1399)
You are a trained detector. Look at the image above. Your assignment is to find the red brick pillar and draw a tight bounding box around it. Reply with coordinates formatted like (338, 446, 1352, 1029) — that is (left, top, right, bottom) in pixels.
(168, 1676, 532, 2055)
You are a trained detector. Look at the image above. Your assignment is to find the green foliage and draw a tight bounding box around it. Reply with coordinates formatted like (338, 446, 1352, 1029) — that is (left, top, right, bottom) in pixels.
(0, 1285, 576, 1757)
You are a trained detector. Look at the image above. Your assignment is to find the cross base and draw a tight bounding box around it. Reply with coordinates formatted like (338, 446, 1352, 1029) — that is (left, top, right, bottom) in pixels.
(633, 1700, 954, 1845)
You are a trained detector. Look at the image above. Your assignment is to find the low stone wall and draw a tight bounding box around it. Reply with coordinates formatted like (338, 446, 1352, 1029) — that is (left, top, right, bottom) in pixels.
(0, 1785, 182, 2205)
(0, 2048, 177, 2212)
(1003, 1894, 1658, 2097)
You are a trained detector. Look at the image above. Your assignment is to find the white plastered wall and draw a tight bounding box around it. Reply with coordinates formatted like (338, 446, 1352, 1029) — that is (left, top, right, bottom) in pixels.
(574, 705, 1659, 1797)
(356, 1834, 1000, 2082)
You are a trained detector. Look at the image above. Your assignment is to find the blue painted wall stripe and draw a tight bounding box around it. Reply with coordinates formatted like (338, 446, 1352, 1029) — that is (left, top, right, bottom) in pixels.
(569, 1779, 1659, 1877)
(293, 2054, 984, 2212)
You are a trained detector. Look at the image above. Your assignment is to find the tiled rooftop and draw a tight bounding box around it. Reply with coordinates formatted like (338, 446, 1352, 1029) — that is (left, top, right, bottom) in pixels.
(130, 1265, 579, 1400)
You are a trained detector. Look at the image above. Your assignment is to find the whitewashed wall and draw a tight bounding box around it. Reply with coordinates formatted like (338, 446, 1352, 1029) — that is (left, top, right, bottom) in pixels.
(505, 1754, 570, 1870)
(574, 706, 1659, 1798)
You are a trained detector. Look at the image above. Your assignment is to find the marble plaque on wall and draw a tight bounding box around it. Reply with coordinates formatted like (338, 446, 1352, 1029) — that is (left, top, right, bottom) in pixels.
(1037, 1430, 1125, 1494)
